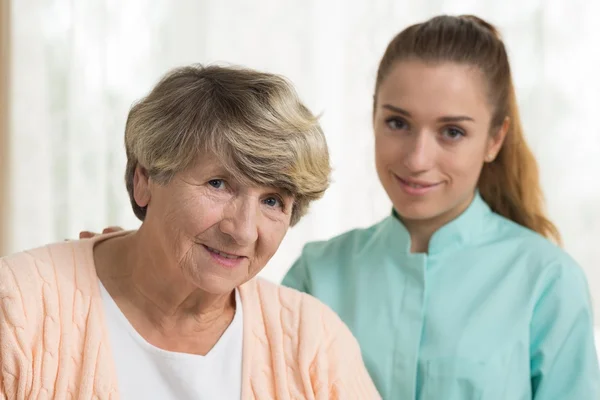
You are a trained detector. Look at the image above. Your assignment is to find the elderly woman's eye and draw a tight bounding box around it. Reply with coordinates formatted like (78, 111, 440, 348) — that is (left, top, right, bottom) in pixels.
(208, 179, 224, 189)
(263, 196, 283, 209)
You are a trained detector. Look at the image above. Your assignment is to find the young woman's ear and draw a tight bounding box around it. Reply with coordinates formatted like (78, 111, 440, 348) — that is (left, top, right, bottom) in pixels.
(486, 117, 510, 162)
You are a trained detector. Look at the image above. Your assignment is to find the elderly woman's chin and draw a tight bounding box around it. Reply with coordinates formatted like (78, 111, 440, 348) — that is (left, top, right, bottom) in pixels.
(184, 256, 255, 295)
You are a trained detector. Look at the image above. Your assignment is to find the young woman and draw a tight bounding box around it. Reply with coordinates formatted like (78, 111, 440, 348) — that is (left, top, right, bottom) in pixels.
(283, 15, 600, 399)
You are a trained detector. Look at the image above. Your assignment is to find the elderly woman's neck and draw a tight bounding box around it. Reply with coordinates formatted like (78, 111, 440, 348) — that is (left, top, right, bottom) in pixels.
(94, 231, 236, 353)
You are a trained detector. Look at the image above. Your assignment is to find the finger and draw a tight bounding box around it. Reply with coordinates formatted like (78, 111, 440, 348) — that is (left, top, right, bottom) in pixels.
(102, 226, 123, 234)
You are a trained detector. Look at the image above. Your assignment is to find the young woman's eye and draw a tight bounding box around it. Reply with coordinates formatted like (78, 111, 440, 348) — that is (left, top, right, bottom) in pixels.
(385, 117, 409, 131)
(208, 179, 225, 189)
(442, 126, 466, 140)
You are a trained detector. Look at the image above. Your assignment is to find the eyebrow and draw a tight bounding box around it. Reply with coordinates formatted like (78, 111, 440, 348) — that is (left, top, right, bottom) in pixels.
(382, 104, 475, 123)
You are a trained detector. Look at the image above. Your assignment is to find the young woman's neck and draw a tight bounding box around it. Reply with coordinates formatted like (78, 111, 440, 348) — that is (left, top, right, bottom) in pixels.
(403, 219, 438, 253)
(401, 192, 476, 253)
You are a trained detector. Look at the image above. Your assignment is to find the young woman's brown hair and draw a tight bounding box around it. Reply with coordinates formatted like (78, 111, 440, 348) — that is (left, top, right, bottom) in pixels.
(375, 15, 561, 244)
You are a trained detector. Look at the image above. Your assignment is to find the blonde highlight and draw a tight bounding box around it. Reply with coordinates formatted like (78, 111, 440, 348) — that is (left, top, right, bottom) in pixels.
(124, 64, 330, 225)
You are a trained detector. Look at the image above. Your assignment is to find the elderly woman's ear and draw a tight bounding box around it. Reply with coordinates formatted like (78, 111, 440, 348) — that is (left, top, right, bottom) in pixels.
(132, 165, 151, 209)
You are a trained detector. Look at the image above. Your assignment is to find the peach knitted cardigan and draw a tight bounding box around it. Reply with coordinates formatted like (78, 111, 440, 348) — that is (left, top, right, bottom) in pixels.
(0, 236, 380, 399)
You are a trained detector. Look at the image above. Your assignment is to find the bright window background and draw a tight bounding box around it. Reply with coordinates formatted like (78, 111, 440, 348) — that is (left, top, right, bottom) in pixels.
(6, 0, 600, 325)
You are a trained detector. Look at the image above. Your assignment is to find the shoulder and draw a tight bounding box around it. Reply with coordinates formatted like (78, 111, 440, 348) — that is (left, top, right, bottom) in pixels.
(0, 240, 94, 365)
(489, 213, 578, 266)
(299, 217, 390, 265)
(1, 239, 94, 283)
(1, 242, 66, 291)
(282, 217, 398, 293)
(0, 240, 97, 316)
(487, 213, 588, 295)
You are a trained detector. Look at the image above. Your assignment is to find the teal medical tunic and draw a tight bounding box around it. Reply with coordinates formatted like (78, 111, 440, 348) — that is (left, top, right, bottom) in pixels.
(282, 193, 600, 399)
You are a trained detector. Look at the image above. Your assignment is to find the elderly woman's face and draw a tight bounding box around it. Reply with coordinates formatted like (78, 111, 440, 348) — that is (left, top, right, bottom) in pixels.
(135, 153, 293, 294)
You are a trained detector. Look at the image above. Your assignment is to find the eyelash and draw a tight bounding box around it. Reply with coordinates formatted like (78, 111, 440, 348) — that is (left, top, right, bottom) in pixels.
(441, 126, 466, 140)
(384, 117, 466, 140)
(385, 117, 408, 131)
(208, 179, 285, 210)
(263, 196, 285, 209)
(208, 179, 226, 190)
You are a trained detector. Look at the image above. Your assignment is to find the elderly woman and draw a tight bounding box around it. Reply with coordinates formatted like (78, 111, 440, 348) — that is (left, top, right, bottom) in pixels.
(0, 65, 380, 399)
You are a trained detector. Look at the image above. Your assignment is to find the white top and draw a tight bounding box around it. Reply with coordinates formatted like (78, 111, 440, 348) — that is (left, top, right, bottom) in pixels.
(99, 282, 244, 400)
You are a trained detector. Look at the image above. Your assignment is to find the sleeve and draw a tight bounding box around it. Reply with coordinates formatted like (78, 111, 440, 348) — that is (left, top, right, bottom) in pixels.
(281, 250, 312, 295)
(530, 260, 600, 399)
(327, 331, 382, 399)
(0, 259, 30, 399)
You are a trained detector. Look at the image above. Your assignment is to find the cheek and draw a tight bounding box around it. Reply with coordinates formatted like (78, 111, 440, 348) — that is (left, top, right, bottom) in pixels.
(374, 134, 402, 166)
(441, 145, 485, 182)
(256, 222, 288, 260)
(164, 192, 225, 235)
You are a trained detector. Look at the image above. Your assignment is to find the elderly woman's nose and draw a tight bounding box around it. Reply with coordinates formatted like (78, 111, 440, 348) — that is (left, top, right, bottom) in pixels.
(220, 198, 259, 245)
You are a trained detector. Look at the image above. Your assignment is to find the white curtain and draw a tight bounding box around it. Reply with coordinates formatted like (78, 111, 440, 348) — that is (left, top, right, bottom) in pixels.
(8, 0, 600, 323)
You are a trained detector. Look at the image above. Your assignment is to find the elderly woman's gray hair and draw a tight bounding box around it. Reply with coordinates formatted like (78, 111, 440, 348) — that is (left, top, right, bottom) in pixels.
(124, 64, 330, 225)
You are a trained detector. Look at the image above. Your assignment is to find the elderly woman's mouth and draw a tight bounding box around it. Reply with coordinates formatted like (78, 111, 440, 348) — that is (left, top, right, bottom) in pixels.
(202, 245, 246, 268)
(204, 245, 243, 259)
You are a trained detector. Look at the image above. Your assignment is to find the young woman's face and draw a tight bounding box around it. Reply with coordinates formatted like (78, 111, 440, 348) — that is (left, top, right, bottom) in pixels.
(374, 60, 507, 227)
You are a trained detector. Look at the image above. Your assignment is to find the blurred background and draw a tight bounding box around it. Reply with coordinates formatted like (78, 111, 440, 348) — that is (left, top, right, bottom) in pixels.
(0, 0, 599, 323)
